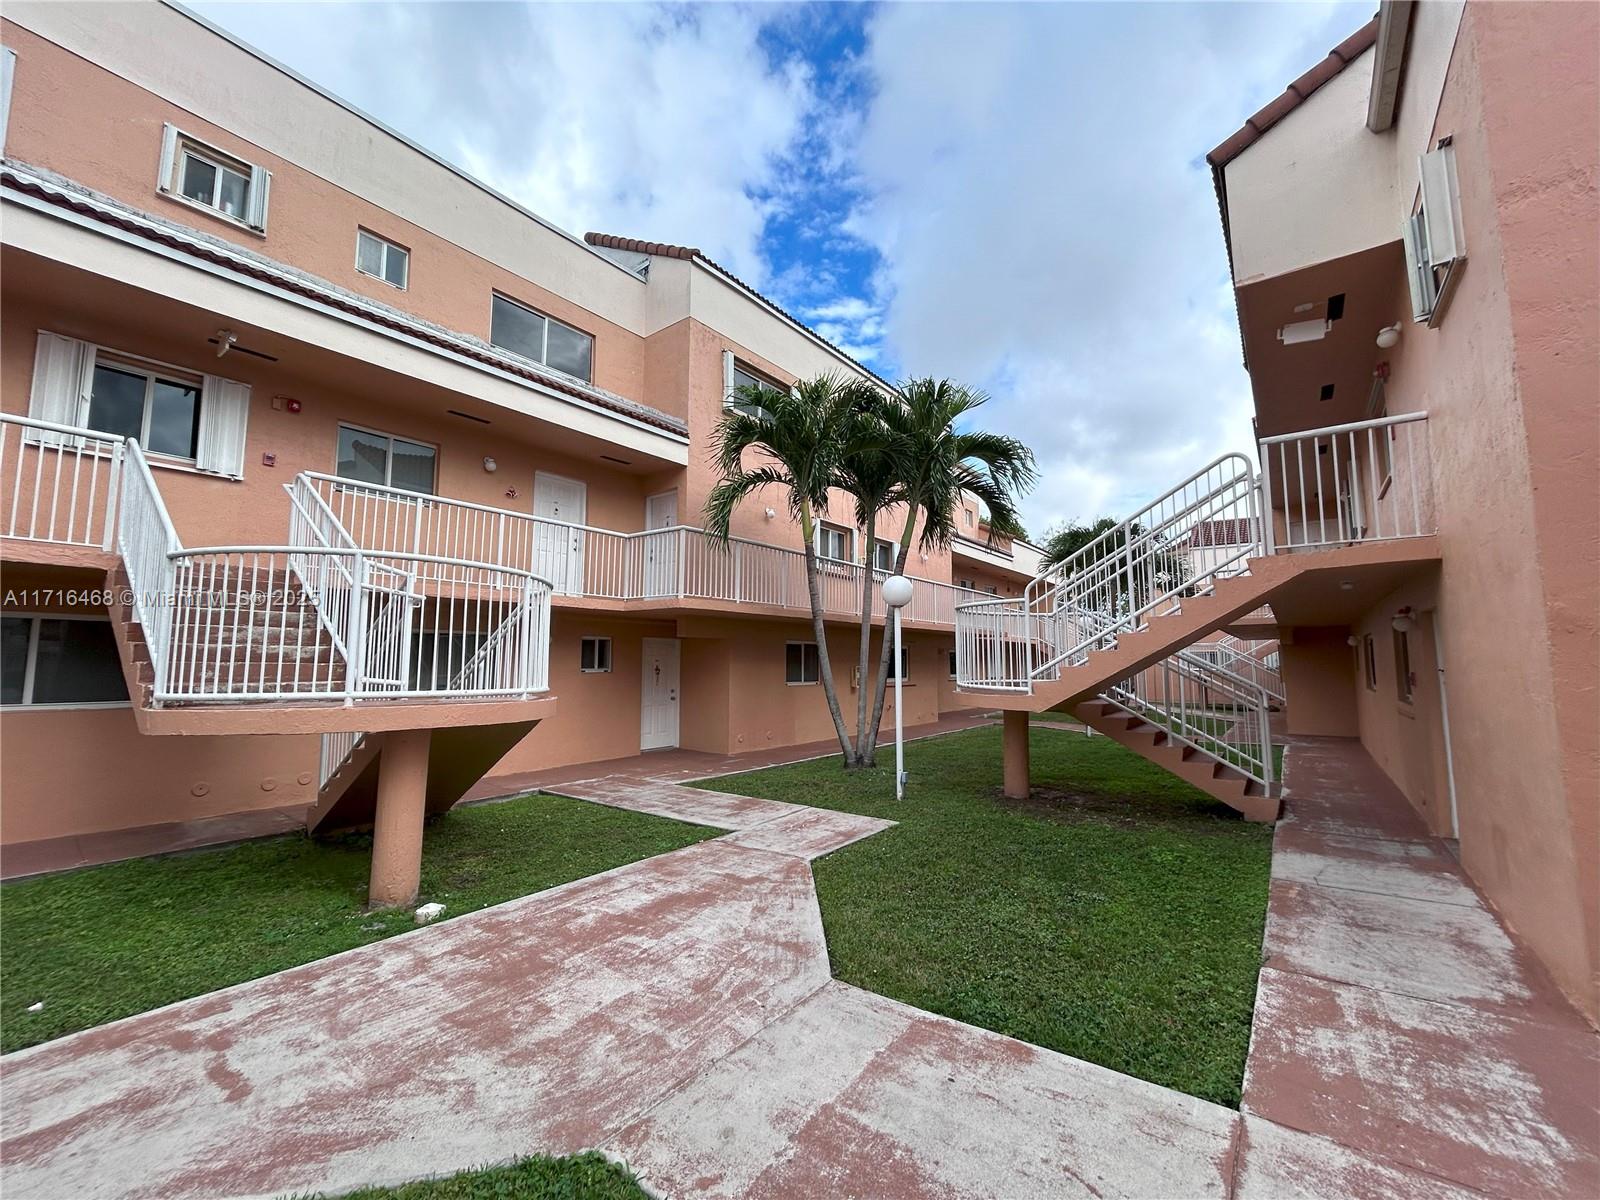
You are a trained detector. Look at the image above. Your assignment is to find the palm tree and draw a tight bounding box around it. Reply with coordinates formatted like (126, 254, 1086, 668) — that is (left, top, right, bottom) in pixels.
(861, 379, 1036, 765)
(704, 374, 876, 764)
(831, 383, 908, 763)
(1040, 515, 1192, 620)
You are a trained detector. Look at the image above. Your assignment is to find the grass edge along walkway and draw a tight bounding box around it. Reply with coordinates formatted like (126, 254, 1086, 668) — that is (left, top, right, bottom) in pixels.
(1, 793, 717, 1054)
(697, 724, 1273, 1107)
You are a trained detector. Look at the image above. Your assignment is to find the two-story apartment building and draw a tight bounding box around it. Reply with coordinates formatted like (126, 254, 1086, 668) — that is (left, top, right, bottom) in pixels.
(954, 0, 1595, 1025)
(0, 1, 1008, 900)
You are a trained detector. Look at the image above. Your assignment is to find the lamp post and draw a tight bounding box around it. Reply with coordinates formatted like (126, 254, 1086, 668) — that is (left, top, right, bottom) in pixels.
(881, 574, 914, 800)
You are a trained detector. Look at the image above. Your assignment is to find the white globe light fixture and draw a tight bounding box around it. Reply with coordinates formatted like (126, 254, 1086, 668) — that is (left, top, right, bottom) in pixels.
(882, 575, 914, 800)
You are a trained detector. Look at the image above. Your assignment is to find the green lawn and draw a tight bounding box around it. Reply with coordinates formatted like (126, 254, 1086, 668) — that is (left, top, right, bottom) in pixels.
(300, 1153, 647, 1200)
(1, 795, 716, 1054)
(699, 725, 1272, 1106)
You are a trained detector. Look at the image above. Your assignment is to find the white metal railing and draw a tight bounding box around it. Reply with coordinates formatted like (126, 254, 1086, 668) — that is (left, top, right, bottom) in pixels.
(117, 441, 184, 685)
(1, 414, 125, 549)
(298, 472, 988, 626)
(111, 456, 552, 705)
(319, 731, 363, 788)
(1106, 649, 1277, 790)
(1189, 634, 1285, 704)
(957, 453, 1263, 692)
(151, 546, 551, 703)
(1260, 412, 1433, 552)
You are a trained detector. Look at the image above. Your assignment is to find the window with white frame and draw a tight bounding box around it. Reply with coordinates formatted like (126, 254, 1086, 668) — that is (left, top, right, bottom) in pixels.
(817, 522, 853, 563)
(335, 424, 436, 494)
(87, 355, 203, 461)
(1402, 142, 1466, 327)
(580, 637, 612, 673)
(963, 507, 975, 529)
(490, 294, 594, 382)
(785, 641, 820, 684)
(1363, 634, 1378, 691)
(948, 650, 957, 679)
(723, 352, 785, 413)
(356, 229, 409, 289)
(157, 124, 271, 231)
(1, 615, 129, 707)
(887, 647, 910, 681)
(873, 539, 896, 572)
(27, 332, 252, 478)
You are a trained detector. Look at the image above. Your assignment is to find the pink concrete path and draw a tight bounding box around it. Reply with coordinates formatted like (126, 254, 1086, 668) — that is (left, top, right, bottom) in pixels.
(1239, 735, 1600, 1199)
(2, 731, 1595, 1199)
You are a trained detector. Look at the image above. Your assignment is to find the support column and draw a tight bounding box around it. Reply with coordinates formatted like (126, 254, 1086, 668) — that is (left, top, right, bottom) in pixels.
(368, 728, 431, 909)
(1002, 709, 1031, 800)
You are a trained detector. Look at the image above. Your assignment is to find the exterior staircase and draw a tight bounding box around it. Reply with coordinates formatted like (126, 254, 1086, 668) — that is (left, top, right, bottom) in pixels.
(308, 722, 534, 833)
(957, 424, 1441, 820)
(100, 440, 557, 825)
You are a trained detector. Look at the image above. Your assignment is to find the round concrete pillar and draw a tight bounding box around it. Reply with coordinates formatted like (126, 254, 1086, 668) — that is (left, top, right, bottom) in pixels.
(367, 729, 432, 909)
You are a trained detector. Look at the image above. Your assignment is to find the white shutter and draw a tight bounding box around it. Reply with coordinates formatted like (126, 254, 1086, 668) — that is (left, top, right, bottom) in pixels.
(1418, 146, 1464, 266)
(27, 331, 95, 446)
(1401, 213, 1434, 323)
(1, 48, 16, 158)
(722, 349, 735, 408)
(196, 375, 250, 479)
(246, 166, 271, 231)
(157, 123, 179, 193)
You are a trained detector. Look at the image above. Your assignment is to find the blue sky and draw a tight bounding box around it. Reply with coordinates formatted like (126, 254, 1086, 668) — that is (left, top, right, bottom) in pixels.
(191, 0, 1370, 538)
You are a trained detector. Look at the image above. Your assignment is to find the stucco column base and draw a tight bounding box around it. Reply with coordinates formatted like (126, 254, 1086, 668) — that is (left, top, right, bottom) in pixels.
(368, 729, 431, 910)
(1002, 710, 1031, 800)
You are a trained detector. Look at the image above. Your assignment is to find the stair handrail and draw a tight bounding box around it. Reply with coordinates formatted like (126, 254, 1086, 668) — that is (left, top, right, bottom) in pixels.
(283, 479, 359, 663)
(1191, 636, 1286, 704)
(955, 452, 1263, 692)
(116, 440, 185, 697)
(1103, 647, 1276, 789)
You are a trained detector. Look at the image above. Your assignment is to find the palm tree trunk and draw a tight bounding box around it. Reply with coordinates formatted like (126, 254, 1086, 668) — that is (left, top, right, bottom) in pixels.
(801, 506, 858, 764)
(862, 515, 918, 766)
(853, 524, 875, 765)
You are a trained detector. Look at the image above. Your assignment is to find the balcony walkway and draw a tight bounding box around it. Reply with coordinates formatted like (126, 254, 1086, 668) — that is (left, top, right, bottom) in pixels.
(1, 734, 1593, 1199)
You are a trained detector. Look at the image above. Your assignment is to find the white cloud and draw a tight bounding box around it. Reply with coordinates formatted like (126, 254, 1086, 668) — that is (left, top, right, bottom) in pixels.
(191, 1, 814, 285)
(842, 1, 1370, 535)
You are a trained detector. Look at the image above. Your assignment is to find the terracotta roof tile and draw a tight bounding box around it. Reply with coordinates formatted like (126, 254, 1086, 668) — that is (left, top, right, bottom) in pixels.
(4, 166, 688, 437)
(1206, 16, 1379, 169)
(585, 232, 898, 393)
(1186, 518, 1259, 548)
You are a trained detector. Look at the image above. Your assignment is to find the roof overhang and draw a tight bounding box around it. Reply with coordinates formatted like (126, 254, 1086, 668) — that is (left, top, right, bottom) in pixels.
(2, 169, 690, 467)
(1366, 2, 1416, 133)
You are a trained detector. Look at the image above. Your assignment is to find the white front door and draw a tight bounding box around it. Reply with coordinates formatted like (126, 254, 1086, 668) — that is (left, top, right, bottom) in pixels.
(532, 472, 587, 595)
(640, 637, 680, 750)
(642, 490, 679, 599)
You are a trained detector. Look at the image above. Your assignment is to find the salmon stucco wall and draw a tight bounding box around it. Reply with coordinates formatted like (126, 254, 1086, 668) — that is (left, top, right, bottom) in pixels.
(1279, 627, 1358, 738)
(1368, 1, 1598, 1020)
(0, 707, 318, 845)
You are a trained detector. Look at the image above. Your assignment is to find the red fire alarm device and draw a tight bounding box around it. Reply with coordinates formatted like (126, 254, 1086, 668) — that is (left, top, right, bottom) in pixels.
(285, 398, 303, 414)
(261, 452, 277, 468)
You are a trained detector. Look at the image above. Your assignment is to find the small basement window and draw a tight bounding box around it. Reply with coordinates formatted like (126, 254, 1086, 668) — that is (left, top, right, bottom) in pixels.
(1, 615, 129, 707)
(580, 637, 612, 673)
(785, 641, 820, 685)
(356, 229, 409, 289)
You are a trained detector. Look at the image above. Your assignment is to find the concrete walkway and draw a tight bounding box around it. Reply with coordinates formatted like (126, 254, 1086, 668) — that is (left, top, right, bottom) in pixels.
(2, 732, 1595, 1198)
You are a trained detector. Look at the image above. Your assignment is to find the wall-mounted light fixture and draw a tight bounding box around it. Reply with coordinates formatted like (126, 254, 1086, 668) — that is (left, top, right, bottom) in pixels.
(1346, 635, 1359, 647)
(1376, 324, 1402, 349)
(482, 457, 497, 473)
(1392, 606, 1415, 633)
(763, 507, 776, 520)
